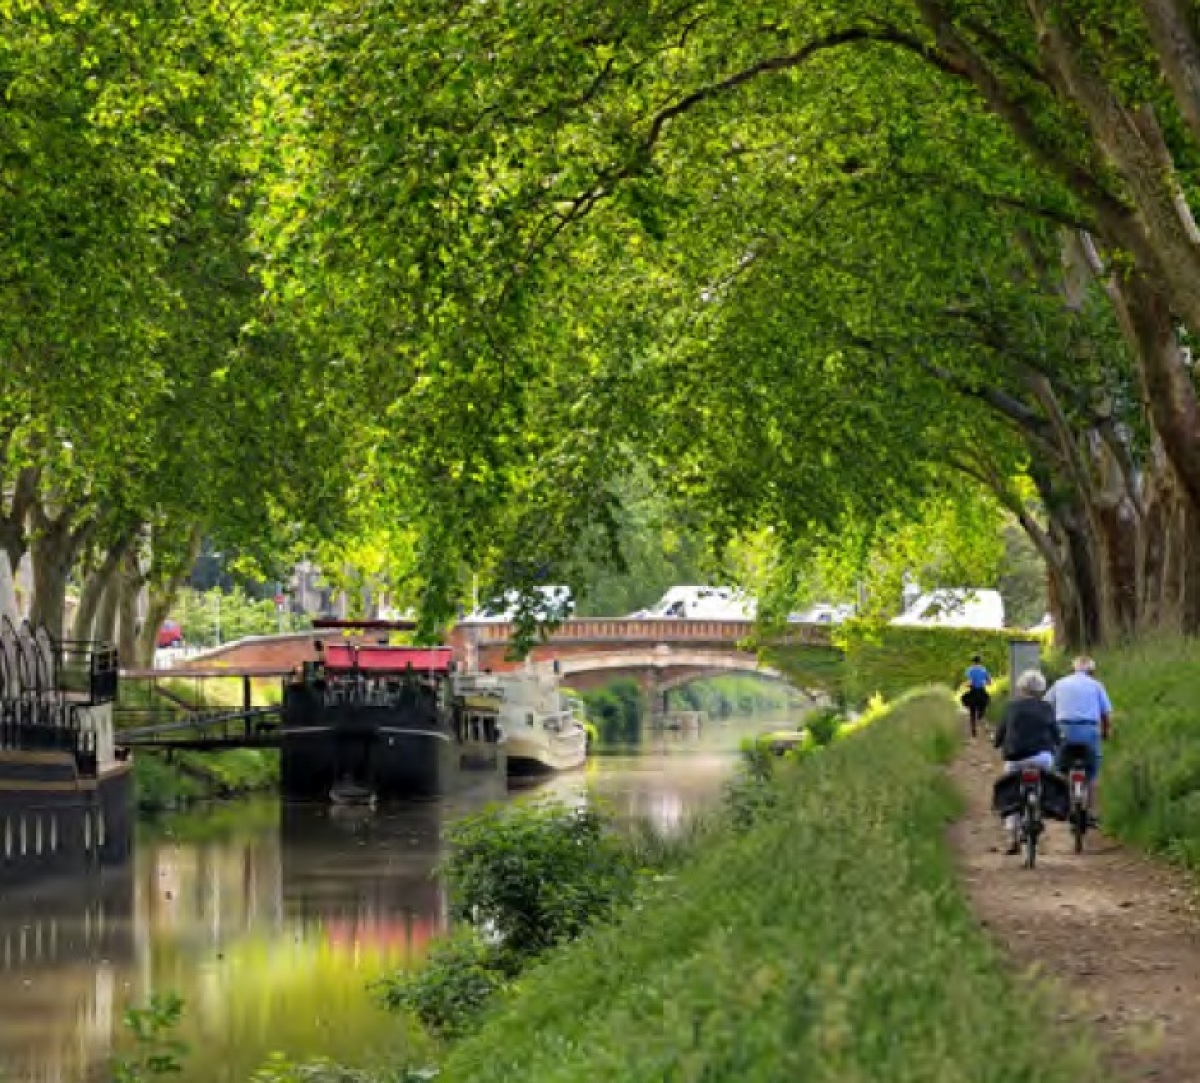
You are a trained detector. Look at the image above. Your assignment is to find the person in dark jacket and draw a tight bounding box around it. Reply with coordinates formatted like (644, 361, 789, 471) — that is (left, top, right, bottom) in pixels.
(993, 669, 1060, 854)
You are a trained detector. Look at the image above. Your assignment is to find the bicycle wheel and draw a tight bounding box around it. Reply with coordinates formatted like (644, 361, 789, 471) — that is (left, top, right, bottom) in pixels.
(1072, 808, 1086, 854)
(1023, 812, 1038, 869)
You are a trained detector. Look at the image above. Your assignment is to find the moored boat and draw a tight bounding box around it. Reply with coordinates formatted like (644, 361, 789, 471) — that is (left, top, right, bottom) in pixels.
(281, 627, 505, 803)
(329, 779, 376, 806)
(455, 667, 588, 778)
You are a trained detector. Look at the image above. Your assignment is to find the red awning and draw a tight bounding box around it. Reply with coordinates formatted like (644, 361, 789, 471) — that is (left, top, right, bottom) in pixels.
(323, 643, 356, 669)
(323, 644, 454, 673)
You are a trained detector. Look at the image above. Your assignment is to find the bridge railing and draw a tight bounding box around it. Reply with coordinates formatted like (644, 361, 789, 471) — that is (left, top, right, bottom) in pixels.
(456, 618, 832, 646)
(458, 619, 757, 643)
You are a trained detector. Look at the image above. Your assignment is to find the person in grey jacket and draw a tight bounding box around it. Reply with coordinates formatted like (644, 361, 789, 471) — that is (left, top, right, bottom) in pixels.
(993, 669, 1060, 854)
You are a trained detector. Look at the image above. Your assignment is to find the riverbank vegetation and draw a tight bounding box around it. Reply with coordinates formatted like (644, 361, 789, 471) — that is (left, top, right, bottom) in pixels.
(133, 750, 278, 813)
(404, 690, 1105, 1081)
(1095, 638, 1200, 869)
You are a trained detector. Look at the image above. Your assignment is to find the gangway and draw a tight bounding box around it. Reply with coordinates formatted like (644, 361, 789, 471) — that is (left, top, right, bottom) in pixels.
(115, 665, 292, 751)
(116, 705, 283, 750)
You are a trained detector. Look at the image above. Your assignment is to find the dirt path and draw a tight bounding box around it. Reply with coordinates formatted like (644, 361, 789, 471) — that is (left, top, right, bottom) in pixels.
(950, 737, 1200, 1082)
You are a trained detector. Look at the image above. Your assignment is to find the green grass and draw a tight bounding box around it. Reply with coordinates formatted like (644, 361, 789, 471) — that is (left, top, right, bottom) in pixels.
(120, 674, 283, 712)
(134, 748, 279, 811)
(1097, 636, 1200, 866)
(435, 689, 1107, 1083)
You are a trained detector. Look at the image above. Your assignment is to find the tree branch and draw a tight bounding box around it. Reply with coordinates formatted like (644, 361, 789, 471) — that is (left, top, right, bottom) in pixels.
(914, 0, 1129, 222)
(640, 27, 968, 157)
(1139, 0, 1200, 150)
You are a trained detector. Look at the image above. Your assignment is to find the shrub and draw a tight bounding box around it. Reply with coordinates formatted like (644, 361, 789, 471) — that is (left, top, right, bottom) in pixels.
(578, 678, 643, 742)
(376, 930, 509, 1039)
(436, 691, 1104, 1083)
(111, 994, 188, 1082)
(444, 800, 637, 960)
(724, 740, 781, 832)
(804, 705, 842, 747)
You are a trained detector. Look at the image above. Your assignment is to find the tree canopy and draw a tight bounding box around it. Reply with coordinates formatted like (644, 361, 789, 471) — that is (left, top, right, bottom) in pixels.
(8, 0, 1200, 649)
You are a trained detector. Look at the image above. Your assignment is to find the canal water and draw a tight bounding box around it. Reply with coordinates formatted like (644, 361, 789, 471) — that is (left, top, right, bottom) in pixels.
(0, 717, 791, 1082)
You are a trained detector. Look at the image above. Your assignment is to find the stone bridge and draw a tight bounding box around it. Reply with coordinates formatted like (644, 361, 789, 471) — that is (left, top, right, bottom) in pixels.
(445, 619, 830, 713)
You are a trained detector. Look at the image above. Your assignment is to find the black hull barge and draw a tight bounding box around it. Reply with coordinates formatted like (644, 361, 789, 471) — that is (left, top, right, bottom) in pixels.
(281, 640, 504, 803)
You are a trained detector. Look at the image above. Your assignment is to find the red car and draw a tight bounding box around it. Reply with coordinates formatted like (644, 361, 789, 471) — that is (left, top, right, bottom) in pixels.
(157, 620, 184, 648)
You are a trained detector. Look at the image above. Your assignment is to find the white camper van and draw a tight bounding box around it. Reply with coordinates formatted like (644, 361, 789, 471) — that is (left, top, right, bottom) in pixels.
(631, 586, 756, 620)
(891, 588, 1005, 630)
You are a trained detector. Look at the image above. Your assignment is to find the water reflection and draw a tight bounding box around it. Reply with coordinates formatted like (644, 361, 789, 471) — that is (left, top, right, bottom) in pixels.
(0, 714, 790, 1082)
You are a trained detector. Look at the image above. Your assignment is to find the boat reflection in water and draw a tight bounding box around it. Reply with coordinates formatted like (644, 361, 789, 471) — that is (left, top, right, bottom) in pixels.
(0, 797, 460, 1083)
(0, 866, 135, 1083)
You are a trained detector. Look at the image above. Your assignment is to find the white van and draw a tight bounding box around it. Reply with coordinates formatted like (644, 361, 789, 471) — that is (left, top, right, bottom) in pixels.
(631, 586, 756, 620)
(891, 588, 1005, 630)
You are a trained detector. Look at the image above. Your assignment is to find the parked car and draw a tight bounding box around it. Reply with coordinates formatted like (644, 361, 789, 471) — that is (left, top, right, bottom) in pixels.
(157, 620, 184, 648)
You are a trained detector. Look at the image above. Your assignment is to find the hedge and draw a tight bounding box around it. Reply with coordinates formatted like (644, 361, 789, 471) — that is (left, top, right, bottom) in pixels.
(766, 620, 1040, 705)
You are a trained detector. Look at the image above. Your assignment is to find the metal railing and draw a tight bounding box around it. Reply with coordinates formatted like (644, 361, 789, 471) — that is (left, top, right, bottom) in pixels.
(0, 699, 100, 776)
(0, 617, 119, 706)
(0, 619, 116, 774)
(55, 638, 119, 705)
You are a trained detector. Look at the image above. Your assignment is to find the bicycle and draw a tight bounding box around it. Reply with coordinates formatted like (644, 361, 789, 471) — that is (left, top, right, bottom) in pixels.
(1017, 765, 1044, 868)
(1060, 742, 1091, 854)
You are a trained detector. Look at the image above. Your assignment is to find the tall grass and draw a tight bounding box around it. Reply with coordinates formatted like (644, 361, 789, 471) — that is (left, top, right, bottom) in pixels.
(1098, 636, 1200, 866)
(436, 690, 1107, 1083)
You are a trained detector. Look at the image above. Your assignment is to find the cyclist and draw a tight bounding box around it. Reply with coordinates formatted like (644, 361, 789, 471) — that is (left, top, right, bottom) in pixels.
(993, 669, 1059, 854)
(962, 654, 993, 735)
(1046, 656, 1112, 823)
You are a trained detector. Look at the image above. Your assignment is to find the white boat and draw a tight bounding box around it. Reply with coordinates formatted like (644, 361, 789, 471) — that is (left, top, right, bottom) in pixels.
(455, 668, 588, 777)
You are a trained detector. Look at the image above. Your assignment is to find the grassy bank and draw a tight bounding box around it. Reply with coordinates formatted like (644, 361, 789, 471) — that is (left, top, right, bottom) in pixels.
(433, 689, 1105, 1082)
(134, 750, 278, 811)
(1097, 637, 1200, 866)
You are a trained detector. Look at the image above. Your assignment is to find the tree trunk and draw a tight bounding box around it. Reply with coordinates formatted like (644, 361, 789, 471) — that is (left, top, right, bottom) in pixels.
(0, 553, 18, 626)
(117, 550, 142, 668)
(30, 525, 77, 643)
(72, 536, 134, 643)
(1114, 271, 1200, 513)
(1137, 0, 1200, 150)
(133, 524, 203, 668)
(94, 571, 123, 649)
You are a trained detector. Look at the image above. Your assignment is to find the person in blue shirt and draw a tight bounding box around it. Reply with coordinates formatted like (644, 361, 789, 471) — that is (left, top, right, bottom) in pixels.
(1046, 656, 1113, 821)
(961, 655, 992, 737)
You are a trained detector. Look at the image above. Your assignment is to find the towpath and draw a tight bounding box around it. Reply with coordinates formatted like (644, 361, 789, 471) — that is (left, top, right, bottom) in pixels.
(950, 739, 1200, 1082)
